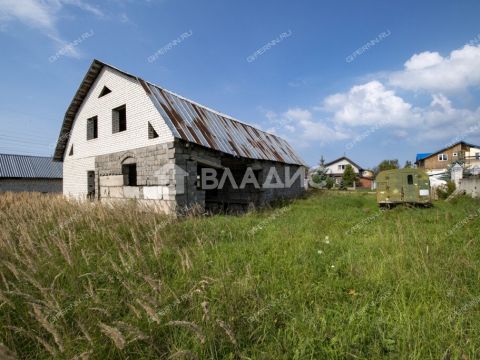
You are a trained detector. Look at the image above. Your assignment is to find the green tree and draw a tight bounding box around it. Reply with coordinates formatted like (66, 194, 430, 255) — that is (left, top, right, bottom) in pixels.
(342, 164, 357, 187)
(375, 159, 399, 174)
(404, 160, 413, 168)
(311, 156, 333, 189)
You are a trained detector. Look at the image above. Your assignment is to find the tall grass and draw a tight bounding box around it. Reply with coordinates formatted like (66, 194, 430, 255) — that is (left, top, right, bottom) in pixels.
(0, 191, 479, 359)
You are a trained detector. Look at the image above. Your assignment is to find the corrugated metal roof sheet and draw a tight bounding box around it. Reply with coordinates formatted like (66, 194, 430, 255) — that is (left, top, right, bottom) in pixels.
(54, 60, 306, 166)
(143, 81, 306, 165)
(0, 154, 62, 179)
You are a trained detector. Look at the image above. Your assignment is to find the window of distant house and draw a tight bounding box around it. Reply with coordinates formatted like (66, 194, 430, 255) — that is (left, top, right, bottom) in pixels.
(476, 152, 480, 160)
(453, 152, 458, 157)
(338, 165, 346, 170)
(99, 86, 112, 98)
(438, 154, 448, 161)
(122, 163, 137, 186)
(112, 105, 127, 133)
(87, 116, 98, 140)
(407, 174, 414, 185)
(69, 145, 73, 156)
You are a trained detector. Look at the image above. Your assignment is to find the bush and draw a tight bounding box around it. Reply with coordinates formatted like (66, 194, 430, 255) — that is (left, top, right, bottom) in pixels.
(436, 180, 456, 199)
(325, 177, 335, 189)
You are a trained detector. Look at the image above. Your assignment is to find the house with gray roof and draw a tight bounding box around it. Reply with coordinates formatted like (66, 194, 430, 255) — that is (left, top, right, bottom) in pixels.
(54, 60, 306, 212)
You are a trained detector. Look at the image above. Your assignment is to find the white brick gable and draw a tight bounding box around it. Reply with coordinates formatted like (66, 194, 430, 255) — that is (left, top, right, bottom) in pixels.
(63, 67, 174, 198)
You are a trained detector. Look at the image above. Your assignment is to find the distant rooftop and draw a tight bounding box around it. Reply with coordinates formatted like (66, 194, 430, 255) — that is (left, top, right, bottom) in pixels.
(0, 153, 62, 179)
(415, 153, 433, 162)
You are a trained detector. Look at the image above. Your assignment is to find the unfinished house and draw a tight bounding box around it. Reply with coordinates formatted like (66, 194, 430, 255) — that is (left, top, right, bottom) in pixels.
(54, 60, 306, 213)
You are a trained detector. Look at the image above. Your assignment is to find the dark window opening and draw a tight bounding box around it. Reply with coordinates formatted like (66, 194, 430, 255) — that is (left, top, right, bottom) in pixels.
(122, 163, 137, 186)
(87, 171, 95, 200)
(69, 145, 73, 156)
(407, 174, 414, 185)
(99, 86, 112, 97)
(148, 122, 159, 139)
(112, 105, 127, 133)
(87, 116, 98, 140)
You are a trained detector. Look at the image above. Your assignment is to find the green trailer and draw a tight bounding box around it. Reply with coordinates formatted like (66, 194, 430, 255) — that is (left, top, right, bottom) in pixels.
(376, 169, 431, 207)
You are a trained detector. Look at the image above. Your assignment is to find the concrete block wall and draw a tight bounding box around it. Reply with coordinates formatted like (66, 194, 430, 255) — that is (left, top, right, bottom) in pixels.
(72, 138, 304, 213)
(174, 140, 305, 210)
(0, 179, 62, 193)
(458, 176, 480, 198)
(95, 142, 178, 212)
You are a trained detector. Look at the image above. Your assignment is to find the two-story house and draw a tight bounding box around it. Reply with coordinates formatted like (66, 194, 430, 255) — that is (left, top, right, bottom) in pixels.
(324, 156, 373, 188)
(53, 60, 306, 213)
(415, 141, 480, 172)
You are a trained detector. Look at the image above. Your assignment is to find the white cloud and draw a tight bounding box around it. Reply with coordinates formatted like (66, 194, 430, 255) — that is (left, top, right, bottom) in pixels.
(322, 81, 415, 127)
(389, 45, 480, 92)
(260, 44, 480, 149)
(261, 107, 349, 146)
(263, 84, 480, 148)
(404, 51, 443, 70)
(0, 0, 102, 57)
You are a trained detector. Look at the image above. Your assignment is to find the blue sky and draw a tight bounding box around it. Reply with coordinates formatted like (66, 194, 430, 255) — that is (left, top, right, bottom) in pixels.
(1, 0, 480, 168)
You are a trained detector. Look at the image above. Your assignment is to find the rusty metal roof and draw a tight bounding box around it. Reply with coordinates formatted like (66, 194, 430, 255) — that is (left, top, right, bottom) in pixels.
(54, 60, 306, 166)
(0, 153, 62, 179)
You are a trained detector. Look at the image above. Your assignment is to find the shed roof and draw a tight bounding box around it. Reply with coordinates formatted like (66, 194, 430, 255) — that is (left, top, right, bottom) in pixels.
(54, 60, 306, 166)
(0, 154, 62, 179)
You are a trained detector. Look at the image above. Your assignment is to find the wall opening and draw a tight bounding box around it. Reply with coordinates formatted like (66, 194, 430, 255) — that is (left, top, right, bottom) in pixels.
(87, 116, 98, 140)
(87, 171, 95, 200)
(99, 86, 112, 98)
(148, 122, 159, 139)
(112, 105, 127, 133)
(122, 163, 137, 186)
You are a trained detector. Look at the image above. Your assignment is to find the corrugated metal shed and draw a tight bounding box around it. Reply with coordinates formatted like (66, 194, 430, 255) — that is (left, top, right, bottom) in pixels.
(0, 154, 63, 179)
(54, 60, 306, 166)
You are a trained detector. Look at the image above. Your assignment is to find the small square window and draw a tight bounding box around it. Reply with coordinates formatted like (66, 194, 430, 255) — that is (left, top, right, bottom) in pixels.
(112, 105, 127, 133)
(438, 154, 448, 161)
(453, 152, 458, 157)
(87, 116, 98, 140)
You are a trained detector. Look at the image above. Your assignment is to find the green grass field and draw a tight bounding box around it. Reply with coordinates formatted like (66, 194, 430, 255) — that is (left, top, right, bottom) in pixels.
(1, 191, 479, 359)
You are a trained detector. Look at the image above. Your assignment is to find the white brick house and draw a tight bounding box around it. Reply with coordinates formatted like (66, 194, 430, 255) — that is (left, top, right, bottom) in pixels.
(54, 60, 306, 213)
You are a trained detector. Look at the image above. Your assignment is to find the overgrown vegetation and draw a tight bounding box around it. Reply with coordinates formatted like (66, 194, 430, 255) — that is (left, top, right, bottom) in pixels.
(437, 180, 457, 199)
(1, 191, 480, 359)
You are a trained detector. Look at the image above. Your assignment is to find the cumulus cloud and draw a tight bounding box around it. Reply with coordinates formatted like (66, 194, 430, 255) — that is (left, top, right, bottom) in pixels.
(263, 84, 480, 147)
(262, 43, 480, 150)
(389, 45, 480, 92)
(322, 81, 415, 127)
(0, 0, 102, 57)
(261, 107, 349, 147)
